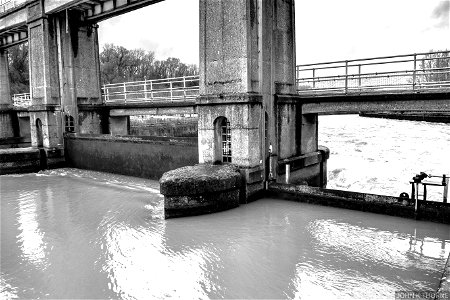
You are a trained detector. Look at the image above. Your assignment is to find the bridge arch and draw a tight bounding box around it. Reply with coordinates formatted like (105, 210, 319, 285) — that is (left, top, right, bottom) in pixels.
(214, 116, 231, 164)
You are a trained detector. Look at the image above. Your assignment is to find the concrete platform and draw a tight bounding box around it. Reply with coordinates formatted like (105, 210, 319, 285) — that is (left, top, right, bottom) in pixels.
(160, 164, 242, 219)
(0, 147, 41, 175)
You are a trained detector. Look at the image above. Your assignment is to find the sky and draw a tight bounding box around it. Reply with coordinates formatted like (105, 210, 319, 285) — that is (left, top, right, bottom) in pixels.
(98, 0, 449, 65)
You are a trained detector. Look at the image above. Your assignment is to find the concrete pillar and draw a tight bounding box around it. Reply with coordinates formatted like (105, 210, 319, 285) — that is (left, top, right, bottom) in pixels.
(27, 4, 103, 149)
(56, 11, 102, 134)
(109, 116, 129, 136)
(198, 0, 326, 195)
(0, 49, 16, 139)
(27, 2, 63, 149)
(198, 0, 268, 200)
(0, 49, 11, 108)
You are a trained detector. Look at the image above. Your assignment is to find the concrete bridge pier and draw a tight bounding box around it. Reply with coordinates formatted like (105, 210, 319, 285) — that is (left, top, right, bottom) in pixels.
(55, 10, 103, 135)
(27, 10, 63, 151)
(26, 4, 103, 153)
(0, 49, 17, 139)
(197, 0, 328, 202)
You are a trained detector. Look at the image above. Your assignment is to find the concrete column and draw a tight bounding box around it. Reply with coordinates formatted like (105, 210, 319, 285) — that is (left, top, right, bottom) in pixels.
(27, 4, 103, 149)
(199, 0, 268, 200)
(56, 11, 102, 134)
(27, 1, 63, 149)
(109, 116, 129, 136)
(0, 49, 15, 138)
(0, 49, 11, 108)
(198, 0, 326, 193)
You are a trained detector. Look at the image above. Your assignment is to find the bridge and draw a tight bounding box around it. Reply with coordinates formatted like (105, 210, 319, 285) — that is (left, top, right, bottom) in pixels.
(12, 50, 450, 115)
(1, 0, 450, 203)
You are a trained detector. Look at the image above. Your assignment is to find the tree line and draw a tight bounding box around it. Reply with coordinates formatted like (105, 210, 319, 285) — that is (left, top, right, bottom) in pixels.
(7, 43, 198, 94)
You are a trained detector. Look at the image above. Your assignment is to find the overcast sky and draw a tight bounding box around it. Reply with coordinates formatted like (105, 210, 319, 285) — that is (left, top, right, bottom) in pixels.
(98, 0, 449, 65)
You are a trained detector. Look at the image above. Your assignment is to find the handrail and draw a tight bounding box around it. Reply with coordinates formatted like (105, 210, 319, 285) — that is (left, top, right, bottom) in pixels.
(102, 75, 200, 104)
(12, 92, 31, 107)
(296, 50, 450, 95)
(297, 50, 450, 68)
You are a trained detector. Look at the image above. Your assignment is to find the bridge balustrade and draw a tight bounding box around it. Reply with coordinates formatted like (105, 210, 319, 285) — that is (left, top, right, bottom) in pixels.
(0, 0, 25, 13)
(101, 75, 200, 104)
(12, 93, 31, 108)
(296, 51, 450, 96)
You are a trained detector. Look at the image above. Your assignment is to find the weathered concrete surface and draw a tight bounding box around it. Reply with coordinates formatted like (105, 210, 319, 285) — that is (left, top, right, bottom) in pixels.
(0, 136, 30, 149)
(64, 134, 198, 179)
(0, 49, 10, 106)
(198, 0, 312, 203)
(277, 146, 329, 187)
(360, 111, 450, 123)
(0, 49, 15, 139)
(160, 164, 241, 196)
(0, 147, 41, 174)
(437, 253, 450, 297)
(268, 183, 450, 224)
(109, 116, 129, 135)
(300, 93, 450, 114)
(160, 164, 242, 218)
(130, 116, 198, 137)
(0, 146, 65, 174)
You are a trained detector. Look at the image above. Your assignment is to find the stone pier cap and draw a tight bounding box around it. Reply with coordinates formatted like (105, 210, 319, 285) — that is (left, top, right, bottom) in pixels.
(160, 164, 242, 219)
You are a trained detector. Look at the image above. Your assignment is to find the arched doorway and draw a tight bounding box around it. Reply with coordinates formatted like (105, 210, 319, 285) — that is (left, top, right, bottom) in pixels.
(35, 118, 43, 148)
(214, 117, 231, 164)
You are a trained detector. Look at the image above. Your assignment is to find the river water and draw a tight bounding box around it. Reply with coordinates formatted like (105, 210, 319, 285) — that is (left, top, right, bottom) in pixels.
(1, 115, 449, 299)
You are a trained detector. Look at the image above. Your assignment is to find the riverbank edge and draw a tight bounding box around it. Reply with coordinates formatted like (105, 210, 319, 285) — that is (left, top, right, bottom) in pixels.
(267, 183, 450, 224)
(359, 112, 450, 123)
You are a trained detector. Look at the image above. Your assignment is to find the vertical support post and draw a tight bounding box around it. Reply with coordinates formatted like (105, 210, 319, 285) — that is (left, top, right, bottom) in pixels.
(0, 48, 16, 139)
(144, 77, 148, 100)
(170, 81, 173, 102)
(150, 80, 153, 101)
(285, 164, 290, 184)
(0, 49, 11, 108)
(443, 175, 448, 204)
(312, 68, 316, 89)
(358, 64, 362, 88)
(413, 54, 417, 91)
(183, 76, 187, 99)
(423, 184, 427, 202)
(105, 85, 109, 103)
(415, 182, 419, 213)
(123, 83, 127, 102)
(345, 61, 349, 94)
(28, 13, 63, 149)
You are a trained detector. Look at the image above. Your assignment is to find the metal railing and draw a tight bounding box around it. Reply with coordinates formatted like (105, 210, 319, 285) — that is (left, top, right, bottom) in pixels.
(296, 51, 450, 96)
(11, 51, 450, 106)
(102, 75, 200, 104)
(12, 93, 31, 107)
(0, 0, 20, 13)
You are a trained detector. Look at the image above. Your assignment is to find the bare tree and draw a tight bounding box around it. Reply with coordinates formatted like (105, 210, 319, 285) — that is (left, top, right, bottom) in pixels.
(419, 50, 450, 83)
